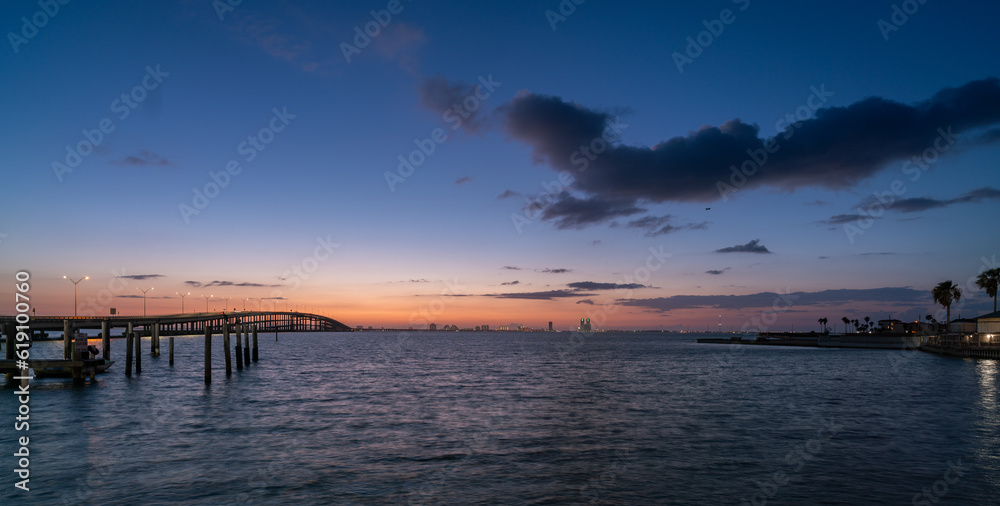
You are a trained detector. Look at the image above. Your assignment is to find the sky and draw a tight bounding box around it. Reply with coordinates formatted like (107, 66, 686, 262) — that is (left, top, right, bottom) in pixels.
(1, 0, 999, 331)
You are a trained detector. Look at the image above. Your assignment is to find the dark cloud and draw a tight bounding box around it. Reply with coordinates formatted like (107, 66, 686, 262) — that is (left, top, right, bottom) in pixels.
(501, 79, 1000, 210)
(501, 266, 522, 270)
(615, 214, 709, 237)
(418, 75, 491, 132)
(187, 280, 282, 288)
(491, 290, 597, 300)
(501, 280, 520, 286)
(533, 192, 644, 229)
(111, 149, 172, 167)
(454, 176, 472, 185)
(623, 287, 926, 313)
(540, 268, 573, 274)
(576, 299, 595, 305)
(706, 268, 731, 275)
(117, 274, 165, 280)
(117, 294, 171, 299)
(820, 214, 866, 225)
(715, 239, 772, 254)
(823, 186, 1000, 224)
(496, 189, 521, 200)
(892, 186, 1000, 212)
(567, 281, 646, 290)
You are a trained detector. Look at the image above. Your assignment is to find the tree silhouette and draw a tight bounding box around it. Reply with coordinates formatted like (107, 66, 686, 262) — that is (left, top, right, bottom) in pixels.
(842, 316, 850, 333)
(932, 280, 962, 334)
(976, 268, 1000, 313)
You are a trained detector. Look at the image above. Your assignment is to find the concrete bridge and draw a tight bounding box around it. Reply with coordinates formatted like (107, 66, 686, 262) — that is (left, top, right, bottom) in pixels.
(1, 311, 351, 358)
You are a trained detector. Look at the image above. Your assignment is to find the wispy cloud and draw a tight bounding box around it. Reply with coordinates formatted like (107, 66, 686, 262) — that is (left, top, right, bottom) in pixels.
(501, 265, 522, 271)
(185, 280, 281, 288)
(497, 189, 521, 200)
(501, 280, 520, 286)
(576, 299, 595, 305)
(705, 268, 730, 275)
(540, 268, 573, 274)
(715, 239, 772, 254)
(490, 290, 597, 300)
(454, 176, 473, 185)
(624, 287, 927, 312)
(567, 281, 646, 290)
(111, 150, 172, 167)
(614, 214, 709, 237)
(117, 274, 165, 280)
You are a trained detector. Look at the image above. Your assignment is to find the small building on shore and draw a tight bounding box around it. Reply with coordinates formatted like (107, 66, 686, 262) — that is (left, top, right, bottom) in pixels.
(977, 311, 1000, 344)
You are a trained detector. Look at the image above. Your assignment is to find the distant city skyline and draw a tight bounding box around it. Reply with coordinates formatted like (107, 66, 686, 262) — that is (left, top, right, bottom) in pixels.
(2, 1, 999, 331)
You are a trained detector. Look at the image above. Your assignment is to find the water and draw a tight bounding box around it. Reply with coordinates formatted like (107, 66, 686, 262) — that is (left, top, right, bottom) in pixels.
(2, 331, 998, 504)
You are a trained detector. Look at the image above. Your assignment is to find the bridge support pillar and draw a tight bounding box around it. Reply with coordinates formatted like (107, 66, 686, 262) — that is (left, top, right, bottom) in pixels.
(204, 326, 211, 385)
(243, 325, 251, 365)
(235, 323, 244, 371)
(223, 321, 232, 376)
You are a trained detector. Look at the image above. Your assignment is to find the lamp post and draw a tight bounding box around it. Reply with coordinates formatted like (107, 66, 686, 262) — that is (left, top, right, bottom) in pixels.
(256, 298, 263, 311)
(243, 298, 249, 311)
(223, 297, 231, 314)
(137, 287, 154, 316)
(177, 292, 190, 313)
(202, 294, 213, 312)
(63, 275, 89, 317)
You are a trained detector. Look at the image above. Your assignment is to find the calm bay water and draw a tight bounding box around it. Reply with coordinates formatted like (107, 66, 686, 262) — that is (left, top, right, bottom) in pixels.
(2, 331, 998, 504)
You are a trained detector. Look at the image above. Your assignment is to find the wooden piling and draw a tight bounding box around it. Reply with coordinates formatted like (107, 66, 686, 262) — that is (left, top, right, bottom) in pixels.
(63, 320, 72, 360)
(204, 326, 212, 385)
(243, 326, 251, 365)
(71, 333, 83, 383)
(223, 322, 232, 376)
(126, 322, 133, 345)
(134, 332, 141, 374)
(125, 333, 134, 377)
(169, 336, 175, 366)
(101, 320, 110, 360)
(235, 324, 244, 371)
(151, 323, 160, 357)
(252, 325, 259, 362)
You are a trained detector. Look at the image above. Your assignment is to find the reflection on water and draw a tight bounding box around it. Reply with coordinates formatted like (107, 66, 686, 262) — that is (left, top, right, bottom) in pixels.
(2, 332, 998, 504)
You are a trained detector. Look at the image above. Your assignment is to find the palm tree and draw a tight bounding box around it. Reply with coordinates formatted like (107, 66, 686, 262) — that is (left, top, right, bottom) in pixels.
(821, 317, 828, 333)
(842, 316, 850, 333)
(976, 268, 1000, 313)
(864, 316, 871, 333)
(932, 280, 962, 333)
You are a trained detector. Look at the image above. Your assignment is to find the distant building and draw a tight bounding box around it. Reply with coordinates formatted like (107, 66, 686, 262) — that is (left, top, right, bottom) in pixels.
(482, 324, 489, 331)
(878, 319, 904, 333)
(977, 311, 1000, 343)
(949, 318, 977, 334)
(429, 323, 437, 331)
(475, 326, 481, 331)
(548, 321, 553, 332)
(578, 317, 592, 332)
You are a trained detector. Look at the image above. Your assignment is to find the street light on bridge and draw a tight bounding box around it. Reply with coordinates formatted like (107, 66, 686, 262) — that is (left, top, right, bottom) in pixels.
(202, 294, 213, 312)
(63, 275, 89, 317)
(137, 287, 154, 316)
(256, 298, 263, 311)
(243, 297, 249, 311)
(223, 297, 231, 313)
(177, 292, 190, 313)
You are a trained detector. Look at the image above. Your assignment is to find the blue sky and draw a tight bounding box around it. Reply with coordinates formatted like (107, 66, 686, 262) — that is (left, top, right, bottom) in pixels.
(2, 0, 998, 330)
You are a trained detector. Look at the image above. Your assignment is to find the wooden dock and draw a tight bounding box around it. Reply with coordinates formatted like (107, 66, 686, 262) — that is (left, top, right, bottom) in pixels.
(0, 359, 113, 382)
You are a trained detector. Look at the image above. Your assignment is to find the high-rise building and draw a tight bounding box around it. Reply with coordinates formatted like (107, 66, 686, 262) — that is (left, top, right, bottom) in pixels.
(548, 321, 553, 332)
(429, 323, 437, 331)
